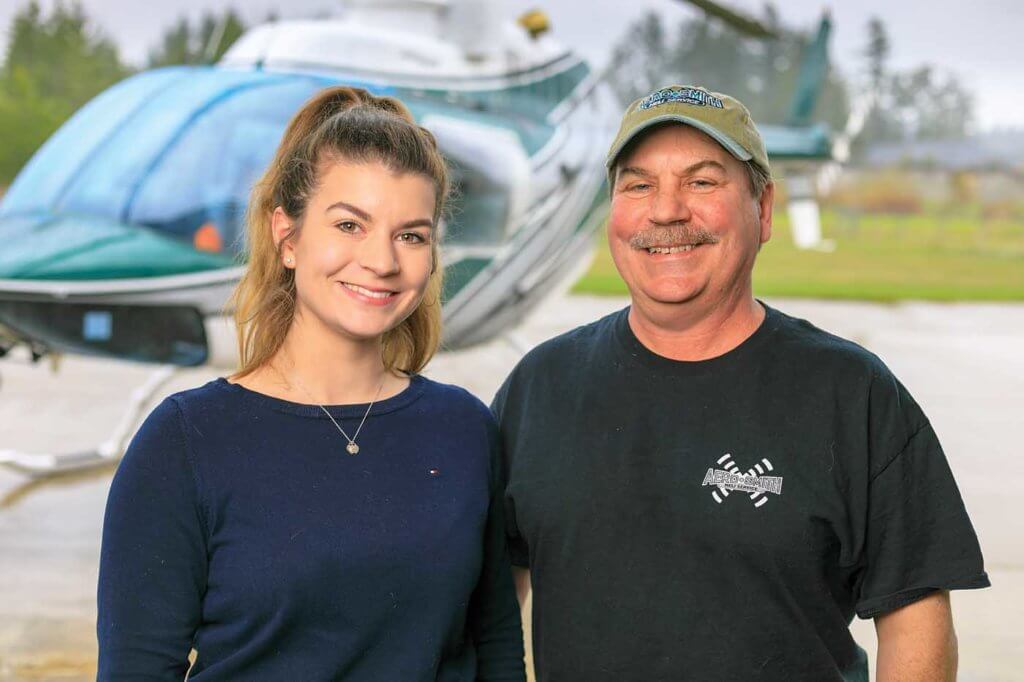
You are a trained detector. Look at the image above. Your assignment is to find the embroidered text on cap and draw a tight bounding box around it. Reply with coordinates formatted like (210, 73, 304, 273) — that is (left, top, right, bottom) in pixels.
(639, 87, 725, 111)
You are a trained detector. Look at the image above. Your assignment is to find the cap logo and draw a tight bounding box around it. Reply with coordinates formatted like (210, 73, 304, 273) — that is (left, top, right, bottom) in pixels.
(638, 87, 724, 111)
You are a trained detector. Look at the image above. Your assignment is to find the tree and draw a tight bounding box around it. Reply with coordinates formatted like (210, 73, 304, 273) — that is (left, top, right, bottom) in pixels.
(855, 16, 974, 150)
(605, 5, 848, 129)
(147, 17, 192, 67)
(889, 66, 974, 140)
(2, 1, 129, 109)
(0, 1, 131, 185)
(148, 10, 246, 67)
(606, 12, 670, 105)
(863, 16, 889, 93)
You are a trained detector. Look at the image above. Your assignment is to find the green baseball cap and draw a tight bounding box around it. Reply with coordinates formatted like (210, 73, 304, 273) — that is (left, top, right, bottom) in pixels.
(605, 85, 769, 186)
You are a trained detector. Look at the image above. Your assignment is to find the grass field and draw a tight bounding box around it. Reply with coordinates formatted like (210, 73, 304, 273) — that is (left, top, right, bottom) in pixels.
(573, 209, 1024, 301)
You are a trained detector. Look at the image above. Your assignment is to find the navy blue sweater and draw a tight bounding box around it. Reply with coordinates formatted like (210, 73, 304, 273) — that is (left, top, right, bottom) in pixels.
(97, 376, 525, 680)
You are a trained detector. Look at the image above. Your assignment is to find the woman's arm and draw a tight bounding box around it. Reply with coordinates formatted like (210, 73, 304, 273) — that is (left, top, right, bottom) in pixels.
(467, 421, 527, 682)
(97, 398, 208, 680)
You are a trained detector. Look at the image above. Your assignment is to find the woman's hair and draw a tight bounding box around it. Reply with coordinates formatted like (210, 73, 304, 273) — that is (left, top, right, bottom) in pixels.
(230, 86, 449, 378)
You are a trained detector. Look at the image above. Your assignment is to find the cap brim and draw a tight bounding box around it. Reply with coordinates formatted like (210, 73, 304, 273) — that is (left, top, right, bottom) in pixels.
(606, 113, 754, 169)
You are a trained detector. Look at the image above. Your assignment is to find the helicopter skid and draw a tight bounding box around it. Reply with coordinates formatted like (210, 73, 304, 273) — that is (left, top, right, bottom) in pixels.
(0, 448, 117, 478)
(0, 365, 181, 478)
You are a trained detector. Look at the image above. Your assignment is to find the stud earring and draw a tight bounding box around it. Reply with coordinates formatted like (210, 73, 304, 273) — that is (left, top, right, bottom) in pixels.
(285, 257, 293, 265)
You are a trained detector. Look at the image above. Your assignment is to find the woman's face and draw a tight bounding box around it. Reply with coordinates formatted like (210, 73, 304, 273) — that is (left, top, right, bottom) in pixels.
(277, 158, 436, 344)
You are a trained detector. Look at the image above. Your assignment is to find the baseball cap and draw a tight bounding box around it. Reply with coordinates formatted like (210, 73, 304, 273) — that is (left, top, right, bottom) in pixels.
(605, 85, 769, 186)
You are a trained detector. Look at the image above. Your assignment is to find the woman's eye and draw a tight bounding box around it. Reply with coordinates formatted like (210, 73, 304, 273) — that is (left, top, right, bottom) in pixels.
(335, 221, 360, 233)
(398, 232, 428, 244)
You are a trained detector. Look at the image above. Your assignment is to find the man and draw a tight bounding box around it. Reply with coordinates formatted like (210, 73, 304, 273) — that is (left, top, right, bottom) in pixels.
(491, 85, 988, 681)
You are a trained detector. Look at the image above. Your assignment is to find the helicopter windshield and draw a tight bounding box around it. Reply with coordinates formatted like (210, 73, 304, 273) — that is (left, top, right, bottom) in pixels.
(1, 65, 536, 263)
(127, 78, 325, 254)
(0, 68, 185, 218)
(1, 68, 327, 257)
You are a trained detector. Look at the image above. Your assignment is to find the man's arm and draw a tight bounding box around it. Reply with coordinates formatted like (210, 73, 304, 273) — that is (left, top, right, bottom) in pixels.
(512, 567, 531, 611)
(874, 591, 957, 681)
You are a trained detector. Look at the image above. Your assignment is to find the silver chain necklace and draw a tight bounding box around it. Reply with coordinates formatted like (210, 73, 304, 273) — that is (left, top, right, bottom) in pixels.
(287, 371, 384, 455)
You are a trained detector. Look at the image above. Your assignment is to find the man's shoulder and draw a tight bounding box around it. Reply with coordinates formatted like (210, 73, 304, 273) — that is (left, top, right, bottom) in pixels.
(767, 304, 891, 378)
(518, 306, 625, 370)
(491, 307, 624, 411)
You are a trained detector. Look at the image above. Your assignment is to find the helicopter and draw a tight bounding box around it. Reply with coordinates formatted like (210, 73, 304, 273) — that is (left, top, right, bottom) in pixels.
(0, 0, 834, 475)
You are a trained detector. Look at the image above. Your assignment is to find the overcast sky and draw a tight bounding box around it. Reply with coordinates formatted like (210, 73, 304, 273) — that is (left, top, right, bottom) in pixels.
(1, 0, 1021, 131)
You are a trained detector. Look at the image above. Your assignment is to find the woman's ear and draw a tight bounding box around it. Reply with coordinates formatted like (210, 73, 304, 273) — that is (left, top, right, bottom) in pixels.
(272, 207, 296, 268)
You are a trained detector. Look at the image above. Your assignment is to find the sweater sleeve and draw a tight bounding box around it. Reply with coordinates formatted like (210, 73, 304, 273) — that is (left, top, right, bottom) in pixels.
(467, 416, 527, 682)
(97, 397, 208, 680)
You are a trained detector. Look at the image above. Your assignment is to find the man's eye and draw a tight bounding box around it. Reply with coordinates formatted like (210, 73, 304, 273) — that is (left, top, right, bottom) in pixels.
(627, 183, 651, 192)
(691, 179, 715, 188)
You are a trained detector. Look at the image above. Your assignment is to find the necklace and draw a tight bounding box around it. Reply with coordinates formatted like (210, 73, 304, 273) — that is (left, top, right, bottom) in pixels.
(286, 370, 384, 456)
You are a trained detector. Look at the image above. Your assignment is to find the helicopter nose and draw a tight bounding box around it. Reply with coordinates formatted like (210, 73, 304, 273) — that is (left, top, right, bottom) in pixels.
(0, 213, 232, 280)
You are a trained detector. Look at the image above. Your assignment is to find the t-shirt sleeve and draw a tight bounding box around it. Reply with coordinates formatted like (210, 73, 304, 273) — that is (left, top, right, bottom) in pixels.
(97, 397, 208, 679)
(489, 377, 530, 568)
(853, 378, 989, 619)
(467, 414, 527, 681)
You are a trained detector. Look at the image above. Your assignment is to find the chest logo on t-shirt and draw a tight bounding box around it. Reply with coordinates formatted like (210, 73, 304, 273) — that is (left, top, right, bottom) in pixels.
(701, 453, 784, 509)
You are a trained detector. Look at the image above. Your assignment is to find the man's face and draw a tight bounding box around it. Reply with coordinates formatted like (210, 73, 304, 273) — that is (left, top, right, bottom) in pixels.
(607, 124, 773, 316)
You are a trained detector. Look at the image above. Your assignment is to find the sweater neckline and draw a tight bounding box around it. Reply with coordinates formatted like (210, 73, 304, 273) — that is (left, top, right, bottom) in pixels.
(213, 374, 427, 419)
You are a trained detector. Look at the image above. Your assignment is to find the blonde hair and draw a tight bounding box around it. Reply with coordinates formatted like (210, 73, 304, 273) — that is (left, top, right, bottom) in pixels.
(229, 86, 449, 378)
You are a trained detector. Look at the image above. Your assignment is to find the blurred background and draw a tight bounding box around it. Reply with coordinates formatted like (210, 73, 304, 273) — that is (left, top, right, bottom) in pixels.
(0, 0, 1021, 679)
(1, 0, 1022, 300)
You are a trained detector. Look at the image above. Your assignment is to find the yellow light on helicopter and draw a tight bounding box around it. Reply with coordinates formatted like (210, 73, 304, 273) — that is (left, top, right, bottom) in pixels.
(517, 9, 550, 39)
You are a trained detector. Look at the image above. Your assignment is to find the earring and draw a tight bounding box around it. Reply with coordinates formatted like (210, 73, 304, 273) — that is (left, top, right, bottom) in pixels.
(285, 257, 293, 266)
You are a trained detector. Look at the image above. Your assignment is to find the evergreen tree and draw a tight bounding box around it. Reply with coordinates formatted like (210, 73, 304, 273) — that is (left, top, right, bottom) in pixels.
(606, 6, 848, 129)
(606, 12, 670, 105)
(855, 16, 973, 149)
(0, 1, 131, 184)
(890, 66, 974, 140)
(147, 9, 246, 67)
(2, 1, 129, 109)
(864, 17, 890, 93)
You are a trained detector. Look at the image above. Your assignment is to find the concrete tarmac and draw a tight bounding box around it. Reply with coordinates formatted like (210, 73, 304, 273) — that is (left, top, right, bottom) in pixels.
(0, 295, 1020, 680)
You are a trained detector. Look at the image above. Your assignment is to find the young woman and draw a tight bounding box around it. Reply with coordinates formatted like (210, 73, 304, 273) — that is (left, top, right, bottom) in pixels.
(97, 87, 526, 680)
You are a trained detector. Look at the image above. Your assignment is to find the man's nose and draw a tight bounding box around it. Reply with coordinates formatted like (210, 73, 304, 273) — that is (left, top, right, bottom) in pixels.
(358, 231, 400, 276)
(649, 187, 692, 225)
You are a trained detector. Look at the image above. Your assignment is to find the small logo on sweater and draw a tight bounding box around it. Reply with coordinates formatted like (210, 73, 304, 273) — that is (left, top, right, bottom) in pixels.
(701, 453, 782, 509)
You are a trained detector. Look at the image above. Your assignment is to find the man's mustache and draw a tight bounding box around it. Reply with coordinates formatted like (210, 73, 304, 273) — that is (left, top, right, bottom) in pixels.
(629, 225, 720, 249)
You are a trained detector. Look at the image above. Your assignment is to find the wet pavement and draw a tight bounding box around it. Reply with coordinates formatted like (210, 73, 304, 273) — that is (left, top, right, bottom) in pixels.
(1, 294, 1021, 680)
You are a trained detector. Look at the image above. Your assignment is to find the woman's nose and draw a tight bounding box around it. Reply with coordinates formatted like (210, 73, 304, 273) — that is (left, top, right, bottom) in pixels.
(358, 232, 399, 276)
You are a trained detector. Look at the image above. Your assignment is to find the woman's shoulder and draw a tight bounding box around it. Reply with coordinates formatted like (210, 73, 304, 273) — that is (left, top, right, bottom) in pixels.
(414, 375, 495, 425)
(135, 378, 242, 444)
(161, 376, 241, 417)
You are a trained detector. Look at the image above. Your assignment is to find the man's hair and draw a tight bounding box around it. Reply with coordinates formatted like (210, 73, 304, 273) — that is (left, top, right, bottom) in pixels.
(744, 160, 772, 201)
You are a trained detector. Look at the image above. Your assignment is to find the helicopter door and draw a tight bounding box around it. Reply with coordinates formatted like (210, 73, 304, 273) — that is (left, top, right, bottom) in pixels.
(422, 116, 531, 246)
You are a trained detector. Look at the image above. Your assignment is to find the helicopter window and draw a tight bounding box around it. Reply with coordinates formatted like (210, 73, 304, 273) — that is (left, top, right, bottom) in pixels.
(0, 69, 186, 217)
(444, 158, 511, 246)
(127, 79, 324, 255)
(46, 69, 279, 223)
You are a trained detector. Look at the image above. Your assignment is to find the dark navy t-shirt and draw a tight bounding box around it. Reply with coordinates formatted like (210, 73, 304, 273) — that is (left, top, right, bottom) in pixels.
(492, 305, 988, 682)
(98, 375, 525, 681)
